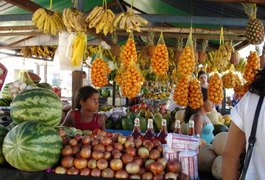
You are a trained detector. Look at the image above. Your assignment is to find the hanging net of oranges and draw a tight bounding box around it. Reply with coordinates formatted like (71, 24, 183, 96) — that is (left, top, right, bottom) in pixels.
(177, 29, 195, 76)
(119, 32, 137, 68)
(188, 77, 204, 109)
(222, 66, 238, 89)
(151, 32, 169, 76)
(120, 60, 144, 98)
(243, 51, 260, 82)
(208, 72, 223, 104)
(91, 55, 111, 88)
(173, 75, 190, 106)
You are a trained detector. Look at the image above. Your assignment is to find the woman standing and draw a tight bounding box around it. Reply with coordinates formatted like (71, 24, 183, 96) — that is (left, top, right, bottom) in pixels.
(184, 88, 215, 143)
(223, 68, 265, 180)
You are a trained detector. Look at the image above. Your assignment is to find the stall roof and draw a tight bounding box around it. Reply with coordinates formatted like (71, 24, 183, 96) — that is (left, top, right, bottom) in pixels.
(0, 0, 265, 52)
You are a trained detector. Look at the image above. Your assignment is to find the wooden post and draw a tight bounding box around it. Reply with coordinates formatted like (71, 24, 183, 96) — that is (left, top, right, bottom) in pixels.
(112, 81, 116, 106)
(222, 88, 226, 115)
(72, 71, 83, 109)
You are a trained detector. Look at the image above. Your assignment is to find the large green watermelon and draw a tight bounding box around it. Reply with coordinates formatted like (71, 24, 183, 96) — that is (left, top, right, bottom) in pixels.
(0, 125, 8, 165)
(10, 88, 62, 127)
(3, 121, 62, 171)
(1, 83, 12, 100)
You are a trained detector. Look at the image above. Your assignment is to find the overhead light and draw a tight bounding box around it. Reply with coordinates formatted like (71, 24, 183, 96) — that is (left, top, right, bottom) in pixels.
(0, 49, 16, 55)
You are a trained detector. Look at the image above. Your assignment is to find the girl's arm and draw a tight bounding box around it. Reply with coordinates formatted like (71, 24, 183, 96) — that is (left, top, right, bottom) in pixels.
(222, 122, 245, 180)
(98, 114, 107, 130)
(62, 111, 74, 127)
(193, 114, 203, 135)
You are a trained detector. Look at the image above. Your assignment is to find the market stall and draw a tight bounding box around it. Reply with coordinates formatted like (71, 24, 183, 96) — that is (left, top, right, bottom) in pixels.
(0, 0, 265, 179)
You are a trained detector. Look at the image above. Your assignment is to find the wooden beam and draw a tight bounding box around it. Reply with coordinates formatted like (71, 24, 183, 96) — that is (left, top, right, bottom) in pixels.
(7, 36, 35, 46)
(4, 0, 43, 13)
(0, 26, 35, 31)
(115, 30, 246, 41)
(140, 26, 245, 35)
(234, 40, 249, 50)
(0, 31, 43, 36)
(203, 0, 265, 4)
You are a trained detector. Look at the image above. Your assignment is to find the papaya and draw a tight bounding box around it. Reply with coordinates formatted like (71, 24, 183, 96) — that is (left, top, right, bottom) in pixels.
(139, 117, 147, 132)
(122, 118, 133, 131)
(127, 112, 137, 121)
(114, 118, 122, 130)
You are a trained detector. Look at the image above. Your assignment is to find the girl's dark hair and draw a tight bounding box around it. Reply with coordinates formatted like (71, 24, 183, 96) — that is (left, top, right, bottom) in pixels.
(74, 86, 98, 109)
(249, 67, 265, 96)
(184, 87, 208, 123)
(198, 71, 207, 79)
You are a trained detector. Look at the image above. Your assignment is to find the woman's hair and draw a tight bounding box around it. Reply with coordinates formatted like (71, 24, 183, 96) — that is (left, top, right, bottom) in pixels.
(74, 86, 98, 109)
(198, 71, 207, 79)
(249, 67, 265, 96)
(184, 87, 208, 123)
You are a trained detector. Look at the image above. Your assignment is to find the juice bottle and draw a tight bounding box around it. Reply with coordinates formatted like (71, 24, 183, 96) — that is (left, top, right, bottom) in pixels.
(174, 120, 182, 134)
(144, 119, 155, 140)
(157, 119, 168, 144)
(131, 118, 141, 139)
(188, 120, 195, 136)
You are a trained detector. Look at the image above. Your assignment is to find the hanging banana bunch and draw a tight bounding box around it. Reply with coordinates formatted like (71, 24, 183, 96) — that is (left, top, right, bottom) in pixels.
(113, 0, 148, 32)
(86, 0, 115, 35)
(62, 0, 87, 32)
(32, 0, 65, 35)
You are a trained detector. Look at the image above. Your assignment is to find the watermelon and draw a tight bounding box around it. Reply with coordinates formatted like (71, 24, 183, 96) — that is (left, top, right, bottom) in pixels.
(0, 98, 12, 106)
(10, 88, 62, 127)
(1, 83, 12, 100)
(37, 82, 52, 90)
(3, 121, 62, 171)
(0, 125, 8, 165)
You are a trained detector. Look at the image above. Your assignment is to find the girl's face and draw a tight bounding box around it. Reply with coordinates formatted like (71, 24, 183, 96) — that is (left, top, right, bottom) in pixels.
(203, 99, 214, 112)
(199, 74, 208, 85)
(81, 93, 99, 112)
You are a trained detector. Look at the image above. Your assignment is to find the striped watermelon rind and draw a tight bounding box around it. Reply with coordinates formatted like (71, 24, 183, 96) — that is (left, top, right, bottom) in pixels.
(10, 88, 62, 127)
(1, 83, 13, 100)
(0, 125, 8, 165)
(3, 121, 62, 171)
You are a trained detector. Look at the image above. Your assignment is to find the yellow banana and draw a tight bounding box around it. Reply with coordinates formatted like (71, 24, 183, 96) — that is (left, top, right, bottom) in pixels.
(86, 6, 103, 22)
(126, 17, 133, 32)
(134, 15, 148, 25)
(96, 11, 108, 33)
(32, 8, 46, 23)
(89, 8, 105, 28)
(114, 13, 125, 28)
(119, 16, 127, 30)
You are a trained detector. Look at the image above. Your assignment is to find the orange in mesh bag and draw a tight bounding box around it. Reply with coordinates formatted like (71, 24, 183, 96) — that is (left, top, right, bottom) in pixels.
(208, 72, 223, 104)
(91, 56, 111, 88)
(243, 51, 260, 82)
(115, 65, 126, 86)
(177, 30, 195, 76)
(151, 32, 169, 76)
(119, 32, 137, 68)
(120, 61, 144, 98)
(173, 75, 190, 106)
(188, 77, 204, 109)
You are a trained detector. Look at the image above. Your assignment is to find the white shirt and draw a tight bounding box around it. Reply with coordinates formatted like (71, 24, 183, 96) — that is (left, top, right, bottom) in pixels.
(231, 92, 265, 180)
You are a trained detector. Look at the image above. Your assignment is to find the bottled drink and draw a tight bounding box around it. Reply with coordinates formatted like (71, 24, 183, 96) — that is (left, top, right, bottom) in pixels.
(131, 118, 141, 139)
(157, 119, 168, 144)
(188, 120, 195, 136)
(144, 119, 155, 140)
(174, 120, 182, 134)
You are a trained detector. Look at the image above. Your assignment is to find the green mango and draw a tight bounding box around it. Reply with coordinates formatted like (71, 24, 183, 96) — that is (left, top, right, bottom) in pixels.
(127, 112, 138, 121)
(122, 118, 133, 131)
(105, 119, 113, 129)
(163, 113, 172, 131)
(139, 117, 147, 132)
(153, 112, 163, 130)
(137, 109, 146, 118)
(145, 110, 154, 119)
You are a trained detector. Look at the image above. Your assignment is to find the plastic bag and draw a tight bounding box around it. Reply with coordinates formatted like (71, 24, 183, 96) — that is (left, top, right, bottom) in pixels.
(54, 31, 82, 71)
